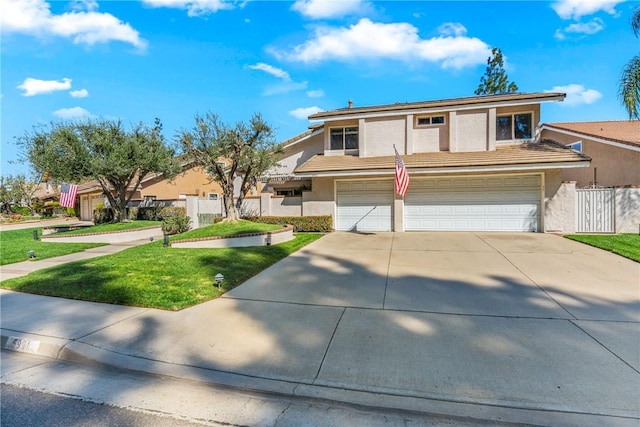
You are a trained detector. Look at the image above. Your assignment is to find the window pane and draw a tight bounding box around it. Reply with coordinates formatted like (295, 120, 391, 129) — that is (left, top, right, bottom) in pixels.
(496, 116, 512, 140)
(514, 113, 532, 139)
(431, 116, 445, 124)
(330, 129, 344, 150)
(344, 127, 358, 150)
(417, 117, 430, 126)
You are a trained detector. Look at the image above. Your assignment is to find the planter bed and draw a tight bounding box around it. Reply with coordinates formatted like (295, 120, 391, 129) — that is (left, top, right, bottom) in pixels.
(171, 225, 294, 248)
(42, 226, 164, 244)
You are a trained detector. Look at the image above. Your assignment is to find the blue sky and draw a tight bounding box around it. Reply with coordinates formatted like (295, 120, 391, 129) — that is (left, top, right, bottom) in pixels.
(1, 0, 638, 176)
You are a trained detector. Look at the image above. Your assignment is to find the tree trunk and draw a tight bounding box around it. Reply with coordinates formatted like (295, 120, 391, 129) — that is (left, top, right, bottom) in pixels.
(222, 183, 240, 221)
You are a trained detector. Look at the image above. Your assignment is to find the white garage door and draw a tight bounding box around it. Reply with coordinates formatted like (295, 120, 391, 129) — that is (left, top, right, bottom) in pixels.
(336, 180, 393, 232)
(405, 175, 541, 232)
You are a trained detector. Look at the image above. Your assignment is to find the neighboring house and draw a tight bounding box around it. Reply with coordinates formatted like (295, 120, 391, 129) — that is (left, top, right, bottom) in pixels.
(257, 92, 591, 233)
(76, 163, 228, 221)
(541, 121, 640, 188)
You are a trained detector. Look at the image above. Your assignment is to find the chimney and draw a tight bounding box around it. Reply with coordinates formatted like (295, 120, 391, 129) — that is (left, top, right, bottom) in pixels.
(348, 100, 353, 109)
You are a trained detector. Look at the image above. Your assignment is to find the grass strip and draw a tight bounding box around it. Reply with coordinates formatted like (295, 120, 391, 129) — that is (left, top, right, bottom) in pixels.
(172, 220, 282, 241)
(565, 233, 640, 263)
(0, 228, 106, 266)
(1, 233, 324, 310)
(52, 220, 162, 235)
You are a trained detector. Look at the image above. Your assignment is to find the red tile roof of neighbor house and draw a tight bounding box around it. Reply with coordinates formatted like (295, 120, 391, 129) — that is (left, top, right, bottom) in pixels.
(544, 120, 640, 148)
(294, 140, 589, 175)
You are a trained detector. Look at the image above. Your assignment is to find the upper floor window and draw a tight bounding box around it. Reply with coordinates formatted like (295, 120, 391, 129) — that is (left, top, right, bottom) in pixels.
(416, 115, 446, 126)
(330, 127, 358, 151)
(496, 113, 532, 141)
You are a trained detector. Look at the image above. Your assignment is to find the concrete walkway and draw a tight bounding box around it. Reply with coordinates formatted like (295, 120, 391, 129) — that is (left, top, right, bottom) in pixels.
(1, 232, 639, 426)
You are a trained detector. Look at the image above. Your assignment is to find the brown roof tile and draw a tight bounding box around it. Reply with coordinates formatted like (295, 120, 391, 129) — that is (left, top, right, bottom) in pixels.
(294, 140, 589, 175)
(544, 120, 640, 148)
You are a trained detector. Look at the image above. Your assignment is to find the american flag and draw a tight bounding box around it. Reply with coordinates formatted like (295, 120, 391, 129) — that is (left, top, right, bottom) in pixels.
(394, 147, 409, 197)
(59, 183, 78, 208)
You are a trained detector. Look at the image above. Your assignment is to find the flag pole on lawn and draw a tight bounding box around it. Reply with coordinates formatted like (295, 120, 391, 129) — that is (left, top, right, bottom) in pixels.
(393, 145, 409, 198)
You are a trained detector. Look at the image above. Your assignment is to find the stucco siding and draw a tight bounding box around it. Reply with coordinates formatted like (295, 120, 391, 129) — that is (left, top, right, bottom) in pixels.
(412, 127, 442, 153)
(544, 171, 576, 233)
(541, 130, 640, 187)
(142, 166, 223, 200)
(451, 110, 487, 152)
(616, 188, 640, 233)
(364, 117, 406, 157)
(277, 133, 324, 175)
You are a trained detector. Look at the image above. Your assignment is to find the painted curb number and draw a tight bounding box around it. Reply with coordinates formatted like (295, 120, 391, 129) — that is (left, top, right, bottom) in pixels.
(5, 336, 41, 354)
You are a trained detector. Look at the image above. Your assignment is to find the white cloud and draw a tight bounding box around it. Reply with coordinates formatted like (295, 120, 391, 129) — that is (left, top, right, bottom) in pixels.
(142, 0, 233, 17)
(18, 77, 72, 96)
(52, 106, 92, 119)
(248, 63, 291, 81)
(551, 0, 623, 20)
(1, 0, 147, 50)
(248, 62, 309, 95)
(291, 0, 369, 19)
(271, 18, 490, 69)
(546, 84, 602, 106)
(70, 88, 89, 98)
(555, 17, 605, 39)
(307, 89, 325, 98)
(289, 106, 322, 120)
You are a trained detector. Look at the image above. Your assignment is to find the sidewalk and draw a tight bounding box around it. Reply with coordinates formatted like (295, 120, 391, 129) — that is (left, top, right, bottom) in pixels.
(1, 232, 639, 427)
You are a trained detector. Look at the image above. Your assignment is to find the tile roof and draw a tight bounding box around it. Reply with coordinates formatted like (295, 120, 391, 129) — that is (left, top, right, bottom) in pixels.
(294, 140, 589, 175)
(309, 92, 565, 119)
(544, 120, 640, 148)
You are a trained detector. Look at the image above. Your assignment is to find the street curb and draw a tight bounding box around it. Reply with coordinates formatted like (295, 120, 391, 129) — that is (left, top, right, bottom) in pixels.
(3, 331, 638, 427)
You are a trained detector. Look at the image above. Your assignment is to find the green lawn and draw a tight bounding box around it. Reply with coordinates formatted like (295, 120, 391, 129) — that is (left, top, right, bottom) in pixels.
(0, 228, 106, 266)
(565, 233, 640, 263)
(56, 220, 162, 235)
(1, 231, 324, 310)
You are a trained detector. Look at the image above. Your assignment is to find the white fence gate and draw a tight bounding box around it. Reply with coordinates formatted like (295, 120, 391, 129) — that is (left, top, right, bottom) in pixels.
(576, 188, 615, 233)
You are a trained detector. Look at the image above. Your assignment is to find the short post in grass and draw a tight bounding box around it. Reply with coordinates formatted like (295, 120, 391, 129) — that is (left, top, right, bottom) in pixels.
(28, 250, 36, 259)
(215, 273, 224, 290)
(33, 229, 38, 240)
(163, 234, 169, 247)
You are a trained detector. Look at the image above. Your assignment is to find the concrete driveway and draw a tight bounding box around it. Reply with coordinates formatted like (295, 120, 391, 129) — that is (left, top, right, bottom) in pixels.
(3, 232, 639, 426)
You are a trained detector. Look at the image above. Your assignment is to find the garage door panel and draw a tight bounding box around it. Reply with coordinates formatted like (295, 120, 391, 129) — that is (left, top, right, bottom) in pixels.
(405, 176, 540, 232)
(336, 180, 393, 232)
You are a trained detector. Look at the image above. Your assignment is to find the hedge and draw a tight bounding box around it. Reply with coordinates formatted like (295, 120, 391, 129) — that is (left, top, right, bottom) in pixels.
(242, 215, 332, 232)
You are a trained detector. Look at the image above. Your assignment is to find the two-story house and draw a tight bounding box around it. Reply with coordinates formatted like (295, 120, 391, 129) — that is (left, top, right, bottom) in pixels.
(262, 92, 590, 233)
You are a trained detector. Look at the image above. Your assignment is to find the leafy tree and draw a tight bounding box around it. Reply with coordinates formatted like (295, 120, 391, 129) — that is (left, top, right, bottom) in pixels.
(619, 6, 640, 119)
(0, 176, 18, 215)
(474, 47, 519, 96)
(18, 119, 180, 222)
(178, 112, 282, 221)
(11, 173, 41, 215)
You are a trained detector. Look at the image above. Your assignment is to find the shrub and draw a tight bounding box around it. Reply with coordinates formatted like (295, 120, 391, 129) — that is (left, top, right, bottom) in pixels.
(12, 206, 31, 216)
(93, 207, 113, 224)
(127, 207, 139, 221)
(242, 215, 332, 232)
(161, 206, 190, 235)
(137, 207, 163, 221)
(66, 207, 76, 217)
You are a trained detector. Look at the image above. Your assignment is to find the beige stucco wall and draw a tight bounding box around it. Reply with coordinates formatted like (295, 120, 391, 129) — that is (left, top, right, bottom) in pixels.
(412, 126, 443, 153)
(543, 171, 576, 233)
(541, 130, 640, 187)
(277, 133, 324, 175)
(302, 177, 335, 216)
(451, 110, 488, 152)
(142, 166, 223, 200)
(363, 117, 406, 157)
(616, 188, 640, 233)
